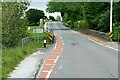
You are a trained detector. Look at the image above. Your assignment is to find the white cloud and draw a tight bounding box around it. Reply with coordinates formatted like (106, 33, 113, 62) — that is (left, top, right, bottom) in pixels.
(27, 2, 61, 19)
(46, 12, 61, 19)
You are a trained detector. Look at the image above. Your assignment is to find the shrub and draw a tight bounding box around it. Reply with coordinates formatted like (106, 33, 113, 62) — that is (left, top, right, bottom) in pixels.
(113, 22, 120, 41)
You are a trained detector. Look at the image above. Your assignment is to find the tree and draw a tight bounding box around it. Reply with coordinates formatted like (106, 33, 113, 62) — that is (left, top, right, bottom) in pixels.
(113, 2, 120, 41)
(46, 2, 83, 28)
(49, 16, 55, 21)
(2, 2, 30, 47)
(113, 22, 120, 41)
(83, 3, 110, 29)
(56, 16, 61, 21)
(113, 2, 120, 23)
(43, 16, 48, 20)
(97, 10, 110, 32)
(47, 1, 120, 41)
(25, 8, 45, 25)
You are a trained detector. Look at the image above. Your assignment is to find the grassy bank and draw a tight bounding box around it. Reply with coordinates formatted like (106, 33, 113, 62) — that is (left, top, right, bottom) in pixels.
(2, 41, 39, 78)
(0, 51, 2, 79)
(27, 25, 52, 45)
(2, 26, 53, 78)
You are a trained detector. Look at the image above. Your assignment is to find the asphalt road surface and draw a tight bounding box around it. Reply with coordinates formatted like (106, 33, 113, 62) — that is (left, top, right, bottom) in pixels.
(46, 21, 118, 78)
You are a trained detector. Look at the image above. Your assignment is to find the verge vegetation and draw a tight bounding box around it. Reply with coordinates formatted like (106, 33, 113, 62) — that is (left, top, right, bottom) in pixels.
(47, 1, 120, 41)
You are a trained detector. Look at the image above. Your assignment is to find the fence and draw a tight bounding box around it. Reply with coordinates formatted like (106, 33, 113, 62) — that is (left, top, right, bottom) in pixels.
(21, 28, 55, 47)
(22, 37, 29, 47)
(21, 36, 41, 47)
(30, 36, 41, 43)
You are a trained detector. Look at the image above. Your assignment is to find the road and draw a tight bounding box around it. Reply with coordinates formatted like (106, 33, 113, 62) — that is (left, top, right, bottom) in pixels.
(44, 21, 118, 78)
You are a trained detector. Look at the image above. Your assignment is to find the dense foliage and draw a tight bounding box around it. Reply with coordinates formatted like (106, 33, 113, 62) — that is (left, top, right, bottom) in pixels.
(2, 2, 30, 47)
(56, 16, 61, 21)
(49, 16, 56, 21)
(47, 2, 120, 41)
(25, 8, 45, 25)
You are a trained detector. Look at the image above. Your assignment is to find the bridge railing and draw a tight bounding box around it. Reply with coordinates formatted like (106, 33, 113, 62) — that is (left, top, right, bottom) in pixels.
(75, 28, 109, 41)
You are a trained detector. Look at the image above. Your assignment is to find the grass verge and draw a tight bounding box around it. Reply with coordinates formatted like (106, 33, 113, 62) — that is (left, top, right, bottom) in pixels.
(0, 50, 2, 79)
(2, 26, 53, 79)
(2, 41, 39, 78)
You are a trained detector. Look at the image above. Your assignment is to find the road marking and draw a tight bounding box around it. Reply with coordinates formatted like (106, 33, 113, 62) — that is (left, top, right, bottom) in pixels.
(42, 65, 52, 71)
(47, 59, 55, 60)
(54, 42, 57, 50)
(54, 56, 59, 64)
(40, 34, 63, 78)
(45, 60, 55, 64)
(46, 64, 55, 78)
(42, 71, 50, 72)
(40, 72, 48, 78)
(46, 69, 53, 78)
(45, 64, 52, 65)
(71, 30, 119, 51)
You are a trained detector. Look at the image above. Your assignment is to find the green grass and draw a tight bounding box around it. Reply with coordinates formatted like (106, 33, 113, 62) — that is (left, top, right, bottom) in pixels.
(2, 26, 53, 79)
(2, 41, 40, 78)
(27, 25, 44, 33)
(27, 25, 52, 45)
(29, 32, 52, 45)
(0, 50, 2, 79)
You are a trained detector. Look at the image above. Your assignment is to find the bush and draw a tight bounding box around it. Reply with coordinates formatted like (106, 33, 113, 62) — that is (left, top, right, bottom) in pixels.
(74, 22, 79, 28)
(2, 32, 52, 78)
(2, 42, 39, 78)
(113, 22, 120, 41)
(97, 10, 110, 32)
(75, 20, 89, 28)
(79, 20, 87, 28)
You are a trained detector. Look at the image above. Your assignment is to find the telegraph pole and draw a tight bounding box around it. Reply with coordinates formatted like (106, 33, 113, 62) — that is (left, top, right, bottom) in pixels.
(110, 0, 113, 32)
(108, 0, 113, 41)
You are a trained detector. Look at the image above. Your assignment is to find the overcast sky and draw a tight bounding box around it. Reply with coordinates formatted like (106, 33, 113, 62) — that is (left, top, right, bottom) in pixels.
(28, 1, 61, 19)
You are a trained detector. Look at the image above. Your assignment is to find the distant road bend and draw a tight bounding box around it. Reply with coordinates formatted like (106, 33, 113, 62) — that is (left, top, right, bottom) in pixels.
(41, 21, 118, 78)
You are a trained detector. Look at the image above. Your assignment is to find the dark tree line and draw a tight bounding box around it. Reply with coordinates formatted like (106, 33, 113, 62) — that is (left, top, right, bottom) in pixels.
(47, 2, 120, 40)
(25, 8, 46, 25)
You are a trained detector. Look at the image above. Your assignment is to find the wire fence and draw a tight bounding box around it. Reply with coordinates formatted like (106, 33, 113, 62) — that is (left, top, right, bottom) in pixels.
(21, 37, 29, 47)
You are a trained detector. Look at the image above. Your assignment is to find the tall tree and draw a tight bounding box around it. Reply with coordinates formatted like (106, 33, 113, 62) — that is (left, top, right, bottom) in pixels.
(83, 2, 110, 32)
(113, 2, 120, 23)
(47, 1, 120, 40)
(25, 8, 45, 25)
(47, 2, 83, 28)
(49, 16, 55, 21)
(112, 2, 120, 41)
(2, 2, 30, 47)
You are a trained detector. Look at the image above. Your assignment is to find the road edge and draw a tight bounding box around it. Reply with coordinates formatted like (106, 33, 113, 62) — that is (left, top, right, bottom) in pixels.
(71, 30, 119, 51)
(39, 34, 63, 79)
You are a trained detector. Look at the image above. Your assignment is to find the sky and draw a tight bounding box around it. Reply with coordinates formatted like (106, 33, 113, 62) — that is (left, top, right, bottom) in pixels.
(27, 1, 61, 19)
